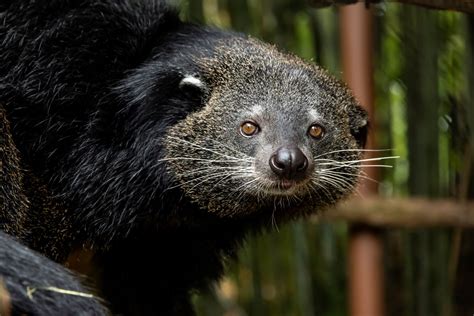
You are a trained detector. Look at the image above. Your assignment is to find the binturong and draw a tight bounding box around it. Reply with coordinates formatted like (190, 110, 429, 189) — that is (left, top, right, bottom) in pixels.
(0, 0, 368, 315)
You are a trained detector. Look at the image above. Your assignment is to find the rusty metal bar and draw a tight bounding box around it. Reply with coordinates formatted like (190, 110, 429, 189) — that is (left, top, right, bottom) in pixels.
(340, 3, 385, 316)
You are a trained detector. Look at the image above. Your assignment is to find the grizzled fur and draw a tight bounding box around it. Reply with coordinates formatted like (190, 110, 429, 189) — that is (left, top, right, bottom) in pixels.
(0, 0, 368, 315)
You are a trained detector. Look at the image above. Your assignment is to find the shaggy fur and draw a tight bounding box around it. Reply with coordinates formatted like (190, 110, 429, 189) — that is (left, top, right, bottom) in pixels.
(0, 231, 107, 315)
(0, 0, 367, 315)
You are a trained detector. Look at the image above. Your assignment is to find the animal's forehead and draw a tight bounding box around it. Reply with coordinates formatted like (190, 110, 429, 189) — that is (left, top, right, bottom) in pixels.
(244, 103, 322, 127)
(228, 70, 336, 115)
(205, 39, 353, 121)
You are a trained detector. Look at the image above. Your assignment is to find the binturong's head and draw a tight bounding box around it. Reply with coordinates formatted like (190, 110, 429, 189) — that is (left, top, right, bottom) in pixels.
(164, 38, 368, 219)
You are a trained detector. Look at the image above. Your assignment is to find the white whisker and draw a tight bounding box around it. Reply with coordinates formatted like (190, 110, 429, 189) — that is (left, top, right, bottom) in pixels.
(167, 136, 252, 162)
(318, 155, 399, 165)
(314, 148, 393, 159)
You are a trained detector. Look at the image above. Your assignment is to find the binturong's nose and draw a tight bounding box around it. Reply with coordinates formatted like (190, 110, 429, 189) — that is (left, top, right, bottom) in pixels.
(269, 145, 308, 180)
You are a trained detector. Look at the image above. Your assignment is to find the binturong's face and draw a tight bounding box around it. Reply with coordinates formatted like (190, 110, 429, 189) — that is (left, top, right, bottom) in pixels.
(164, 39, 368, 219)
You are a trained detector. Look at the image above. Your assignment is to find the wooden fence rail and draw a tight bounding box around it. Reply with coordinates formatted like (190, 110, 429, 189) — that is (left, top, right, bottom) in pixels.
(317, 198, 474, 227)
(309, 0, 474, 13)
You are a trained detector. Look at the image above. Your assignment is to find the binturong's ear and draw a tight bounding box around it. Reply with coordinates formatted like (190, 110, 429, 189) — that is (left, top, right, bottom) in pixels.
(179, 74, 207, 100)
(349, 104, 369, 148)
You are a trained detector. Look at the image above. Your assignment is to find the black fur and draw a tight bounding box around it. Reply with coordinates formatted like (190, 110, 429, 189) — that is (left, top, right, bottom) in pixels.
(0, 0, 366, 314)
(0, 1, 261, 314)
(0, 231, 107, 315)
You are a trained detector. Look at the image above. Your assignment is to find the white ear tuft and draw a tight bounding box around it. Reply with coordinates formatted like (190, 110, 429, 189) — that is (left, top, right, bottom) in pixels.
(179, 75, 204, 90)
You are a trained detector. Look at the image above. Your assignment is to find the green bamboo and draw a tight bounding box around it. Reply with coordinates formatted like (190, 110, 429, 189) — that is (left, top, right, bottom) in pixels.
(403, 6, 440, 316)
(292, 222, 316, 316)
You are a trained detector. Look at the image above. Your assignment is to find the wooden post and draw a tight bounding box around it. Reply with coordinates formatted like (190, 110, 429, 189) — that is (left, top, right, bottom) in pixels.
(340, 3, 385, 316)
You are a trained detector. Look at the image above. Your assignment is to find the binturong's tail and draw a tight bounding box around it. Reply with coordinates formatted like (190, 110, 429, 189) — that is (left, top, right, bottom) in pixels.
(0, 231, 108, 316)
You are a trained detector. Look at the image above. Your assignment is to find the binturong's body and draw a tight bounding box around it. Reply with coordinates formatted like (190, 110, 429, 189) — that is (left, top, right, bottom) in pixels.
(0, 0, 368, 315)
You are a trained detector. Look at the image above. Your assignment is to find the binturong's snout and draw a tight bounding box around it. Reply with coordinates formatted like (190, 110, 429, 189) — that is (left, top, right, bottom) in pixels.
(269, 145, 309, 181)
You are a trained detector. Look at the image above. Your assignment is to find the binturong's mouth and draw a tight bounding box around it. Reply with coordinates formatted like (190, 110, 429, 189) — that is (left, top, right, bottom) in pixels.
(277, 179, 296, 190)
(261, 178, 310, 196)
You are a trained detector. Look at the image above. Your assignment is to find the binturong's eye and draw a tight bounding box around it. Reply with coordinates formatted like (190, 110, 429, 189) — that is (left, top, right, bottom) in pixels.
(240, 121, 260, 137)
(308, 123, 325, 139)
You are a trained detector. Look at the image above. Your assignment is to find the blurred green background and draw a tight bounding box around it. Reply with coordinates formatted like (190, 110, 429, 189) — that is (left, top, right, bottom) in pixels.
(171, 1, 474, 315)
